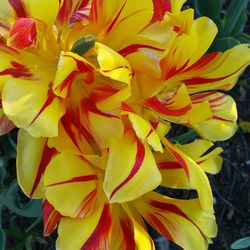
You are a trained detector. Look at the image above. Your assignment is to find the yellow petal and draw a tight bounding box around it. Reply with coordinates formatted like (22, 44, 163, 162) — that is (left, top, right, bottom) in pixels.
(17, 129, 53, 198)
(44, 152, 99, 218)
(2, 78, 65, 137)
(182, 44, 250, 93)
(24, 0, 59, 27)
(159, 138, 213, 211)
(126, 112, 163, 152)
(176, 140, 223, 174)
(188, 17, 218, 65)
(137, 191, 217, 250)
(57, 204, 111, 250)
(53, 51, 95, 99)
(104, 130, 161, 203)
(89, 0, 153, 49)
(96, 42, 132, 85)
(191, 92, 238, 141)
(122, 203, 155, 250)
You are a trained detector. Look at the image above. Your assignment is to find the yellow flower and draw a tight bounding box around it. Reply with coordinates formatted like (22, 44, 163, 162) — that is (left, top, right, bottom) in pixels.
(17, 127, 221, 250)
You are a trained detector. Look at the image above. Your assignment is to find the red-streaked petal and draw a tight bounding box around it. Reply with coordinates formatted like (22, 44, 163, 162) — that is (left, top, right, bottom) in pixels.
(151, 0, 171, 23)
(136, 191, 217, 250)
(43, 199, 62, 236)
(17, 129, 56, 198)
(104, 130, 161, 203)
(0, 107, 15, 135)
(8, 18, 37, 49)
(57, 203, 112, 250)
(191, 92, 238, 141)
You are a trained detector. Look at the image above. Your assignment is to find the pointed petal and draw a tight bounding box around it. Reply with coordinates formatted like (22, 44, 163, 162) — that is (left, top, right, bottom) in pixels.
(159, 138, 213, 211)
(182, 44, 250, 93)
(191, 92, 238, 141)
(176, 140, 223, 174)
(104, 130, 161, 203)
(137, 191, 217, 250)
(96, 42, 132, 85)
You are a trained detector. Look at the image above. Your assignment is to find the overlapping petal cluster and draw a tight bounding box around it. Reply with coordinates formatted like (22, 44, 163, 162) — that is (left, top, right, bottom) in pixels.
(0, 0, 249, 249)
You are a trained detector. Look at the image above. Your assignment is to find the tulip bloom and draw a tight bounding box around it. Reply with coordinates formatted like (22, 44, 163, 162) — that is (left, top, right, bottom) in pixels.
(17, 126, 221, 250)
(0, 0, 249, 250)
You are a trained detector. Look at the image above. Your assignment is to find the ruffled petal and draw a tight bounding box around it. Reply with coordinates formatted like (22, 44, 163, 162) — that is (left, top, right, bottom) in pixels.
(159, 138, 213, 211)
(191, 92, 238, 141)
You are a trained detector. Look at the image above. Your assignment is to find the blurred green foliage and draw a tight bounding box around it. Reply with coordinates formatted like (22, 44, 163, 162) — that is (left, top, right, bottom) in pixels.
(194, 0, 250, 51)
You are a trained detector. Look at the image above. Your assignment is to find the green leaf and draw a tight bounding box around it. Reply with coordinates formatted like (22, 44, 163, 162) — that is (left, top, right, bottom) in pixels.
(231, 237, 250, 249)
(194, 0, 222, 19)
(230, 10, 248, 37)
(236, 32, 250, 44)
(171, 130, 198, 144)
(209, 37, 240, 52)
(2, 181, 42, 218)
(223, 0, 250, 36)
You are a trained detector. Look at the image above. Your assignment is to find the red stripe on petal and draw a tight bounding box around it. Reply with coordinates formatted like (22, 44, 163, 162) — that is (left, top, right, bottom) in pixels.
(121, 102, 135, 113)
(8, 18, 36, 49)
(158, 161, 181, 169)
(91, 85, 119, 103)
(8, 0, 27, 18)
(57, 0, 73, 24)
(110, 138, 145, 200)
(119, 44, 164, 57)
(0, 61, 32, 79)
(183, 64, 247, 86)
(106, 1, 127, 34)
(47, 175, 98, 187)
(120, 219, 136, 249)
(167, 147, 190, 180)
(150, 201, 188, 219)
(151, 0, 171, 23)
(75, 189, 97, 217)
(184, 52, 221, 73)
(29, 83, 58, 127)
(148, 214, 174, 242)
(43, 200, 62, 236)
(81, 203, 111, 250)
(30, 144, 56, 197)
(145, 97, 191, 116)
